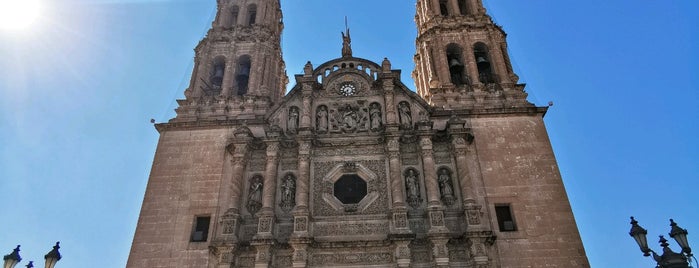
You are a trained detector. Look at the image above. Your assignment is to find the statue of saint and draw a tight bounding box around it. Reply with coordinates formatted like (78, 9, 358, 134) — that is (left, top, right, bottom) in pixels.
(438, 169, 453, 197)
(247, 177, 263, 214)
(438, 169, 456, 206)
(405, 169, 421, 208)
(280, 175, 296, 212)
(288, 107, 299, 133)
(370, 103, 382, 131)
(317, 106, 328, 132)
(398, 102, 412, 128)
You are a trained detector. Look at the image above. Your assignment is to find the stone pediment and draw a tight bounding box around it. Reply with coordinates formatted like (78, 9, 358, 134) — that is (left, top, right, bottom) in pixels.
(267, 56, 433, 136)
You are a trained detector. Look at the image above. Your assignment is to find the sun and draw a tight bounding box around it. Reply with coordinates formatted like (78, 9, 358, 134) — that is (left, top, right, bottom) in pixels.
(0, 0, 41, 31)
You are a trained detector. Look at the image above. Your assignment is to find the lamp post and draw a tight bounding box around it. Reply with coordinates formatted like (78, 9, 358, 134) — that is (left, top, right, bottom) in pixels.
(3, 242, 61, 268)
(629, 217, 696, 268)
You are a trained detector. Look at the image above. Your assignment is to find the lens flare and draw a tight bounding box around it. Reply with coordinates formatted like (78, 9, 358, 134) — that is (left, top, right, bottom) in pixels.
(0, 0, 41, 31)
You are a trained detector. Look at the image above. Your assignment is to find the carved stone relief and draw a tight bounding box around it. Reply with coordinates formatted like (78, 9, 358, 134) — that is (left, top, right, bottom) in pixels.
(313, 222, 389, 237)
(315, 102, 383, 134)
(310, 252, 393, 266)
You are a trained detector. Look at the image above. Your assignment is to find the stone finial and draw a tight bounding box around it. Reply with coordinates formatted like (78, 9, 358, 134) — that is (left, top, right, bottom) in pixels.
(304, 61, 313, 76)
(382, 57, 391, 73)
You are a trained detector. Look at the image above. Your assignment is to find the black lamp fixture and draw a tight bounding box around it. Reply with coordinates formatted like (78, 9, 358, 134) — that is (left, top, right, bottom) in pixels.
(629, 217, 696, 268)
(3, 242, 61, 268)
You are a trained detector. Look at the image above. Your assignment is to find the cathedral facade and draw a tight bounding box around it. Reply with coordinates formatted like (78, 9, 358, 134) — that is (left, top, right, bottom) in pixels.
(127, 0, 590, 267)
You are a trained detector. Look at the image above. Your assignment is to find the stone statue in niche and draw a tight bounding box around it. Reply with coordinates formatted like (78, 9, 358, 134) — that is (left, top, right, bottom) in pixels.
(316, 106, 328, 133)
(280, 174, 296, 212)
(438, 169, 456, 206)
(288, 107, 299, 134)
(247, 176, 263, 215)
(398, 102, 412, 129)
(369, 103, 382, 131)
(405, 169, 422, 209)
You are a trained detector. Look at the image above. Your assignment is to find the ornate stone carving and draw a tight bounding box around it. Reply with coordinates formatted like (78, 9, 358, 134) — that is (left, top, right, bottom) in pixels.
(438, 168, 456, 207)
(313, 160, 388, 216)
(274, 255, 292, 267)
(247, 175, 263, 215)
(404, 169, 422, 209)
(220, 209, 238, 235)
(430, 210, 445, 227)
(393, 212, 409, 229)
(294, 216, 308, 232)
(314, 146, 384, 157)
(313, 222, 389, 237)
(313, 102, 380, 133)
(237, 256, 255, 267)
(465, 203, 482, 225)
(258, 216, 273, 233)
(398, 101, 413, 129)
(310, 252, 393, 266)
(280, 158, 298, 171)
(280, 174, 296, 212)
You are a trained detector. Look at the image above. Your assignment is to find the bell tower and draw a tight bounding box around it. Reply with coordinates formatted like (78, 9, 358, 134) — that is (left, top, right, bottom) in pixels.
(413, 0, 529, 108)
(173, 0, 287, 122)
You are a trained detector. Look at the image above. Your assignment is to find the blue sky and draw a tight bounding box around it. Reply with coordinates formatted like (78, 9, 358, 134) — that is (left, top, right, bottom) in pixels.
(0, 0, 697, 267)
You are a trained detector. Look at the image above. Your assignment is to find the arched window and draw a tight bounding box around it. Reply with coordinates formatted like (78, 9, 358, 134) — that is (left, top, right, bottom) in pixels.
(247, 4, 257, 25)
(210, 56, 226, 93)
(236, 55, 251, 95)
(446, 44, 468, 86)
(229, 6, 239, 27)
(474, 42, 496, 83)
(439, 0, 449, 16)
(458, 0, 469, 15)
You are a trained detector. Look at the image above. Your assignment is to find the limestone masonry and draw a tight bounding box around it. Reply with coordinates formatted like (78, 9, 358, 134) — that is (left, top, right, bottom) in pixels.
(127, 0, 590, 267)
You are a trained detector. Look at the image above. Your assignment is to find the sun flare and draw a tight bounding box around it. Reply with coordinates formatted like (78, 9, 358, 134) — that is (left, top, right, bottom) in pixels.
(0, 0, 41, 31)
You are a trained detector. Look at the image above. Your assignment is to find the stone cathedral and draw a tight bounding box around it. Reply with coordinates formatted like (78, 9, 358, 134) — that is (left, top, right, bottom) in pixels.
(128, 0, 590, 267)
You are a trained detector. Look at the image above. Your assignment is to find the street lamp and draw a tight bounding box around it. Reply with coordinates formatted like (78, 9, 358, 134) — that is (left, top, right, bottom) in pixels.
(629, 217, 696, 268)
(3, 242, 61, 268)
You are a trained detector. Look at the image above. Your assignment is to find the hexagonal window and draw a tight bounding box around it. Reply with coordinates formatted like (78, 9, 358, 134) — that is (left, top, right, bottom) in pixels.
(333, 174, 367, 204)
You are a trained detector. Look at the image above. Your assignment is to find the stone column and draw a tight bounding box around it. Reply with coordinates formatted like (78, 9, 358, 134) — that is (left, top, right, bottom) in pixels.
(221, 57, 236, 97)
(449, 0, 460, 15)
(488, 38, 512, 85)
(293, 141, 311, 236)
(255, 141, 279, 241)
(420, 136, 440, 208)
(218, 141, 249, 242)
(452, 136, 474, 202)
(291, 141, 311, 268)
(431, 0, 441, 15)
(463, 39, 481, 87)
(387, 139, 405, 207)
(388, 138, 410, 233)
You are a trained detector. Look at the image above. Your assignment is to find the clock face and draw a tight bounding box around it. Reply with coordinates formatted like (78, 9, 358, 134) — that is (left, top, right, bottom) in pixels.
(339, 83, 357, 96)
